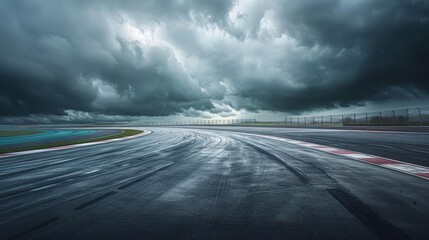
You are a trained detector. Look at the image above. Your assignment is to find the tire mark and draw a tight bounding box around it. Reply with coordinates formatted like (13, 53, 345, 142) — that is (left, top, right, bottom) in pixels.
(202, 152, 231, 240)
(327, 189, 410, 240)
(118, 163, 174, 190)
(73, 191, 117, 210)
(9, 217, 59, 240)
(232, 137, 311, 184)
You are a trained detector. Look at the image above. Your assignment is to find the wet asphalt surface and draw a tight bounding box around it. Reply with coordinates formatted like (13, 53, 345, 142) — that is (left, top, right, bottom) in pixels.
(191, 126, 429, 167)
(0, 127, 428, 240)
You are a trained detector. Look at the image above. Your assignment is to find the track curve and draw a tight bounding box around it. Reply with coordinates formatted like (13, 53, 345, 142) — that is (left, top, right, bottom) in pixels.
(0, 127, 428, 240)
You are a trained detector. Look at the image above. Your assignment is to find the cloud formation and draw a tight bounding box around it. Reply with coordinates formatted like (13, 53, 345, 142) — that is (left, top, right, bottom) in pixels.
(0, 0, 428, 121)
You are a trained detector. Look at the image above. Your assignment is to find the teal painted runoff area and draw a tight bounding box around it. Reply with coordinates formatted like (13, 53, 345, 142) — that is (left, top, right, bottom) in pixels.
(0, 129, 97, 146)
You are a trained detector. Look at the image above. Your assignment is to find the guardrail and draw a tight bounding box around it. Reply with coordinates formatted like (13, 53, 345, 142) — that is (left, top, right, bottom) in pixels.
(284, 107, 429, 126)
(136, 107, 429, 127)
(138, 119, 257, 126)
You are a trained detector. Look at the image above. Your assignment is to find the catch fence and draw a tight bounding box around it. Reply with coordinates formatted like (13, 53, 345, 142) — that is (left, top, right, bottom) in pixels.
(284, 107, 429, 126)
(137, 107, 429, 126)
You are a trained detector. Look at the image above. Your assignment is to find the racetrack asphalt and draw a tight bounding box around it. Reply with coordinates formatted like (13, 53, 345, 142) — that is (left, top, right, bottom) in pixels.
(0, 127, 428, 240)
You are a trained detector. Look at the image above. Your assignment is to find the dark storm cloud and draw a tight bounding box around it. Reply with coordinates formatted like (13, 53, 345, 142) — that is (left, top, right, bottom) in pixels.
(0, 0, 428, 120)
(112, 0, 233, 21)
(217, 0, 429, 113)
(260, 0, 429, 112)
(0, 0, 215, 117)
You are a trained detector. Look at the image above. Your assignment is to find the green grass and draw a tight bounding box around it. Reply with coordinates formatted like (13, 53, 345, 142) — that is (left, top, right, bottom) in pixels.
(0, 129, 143, 154)
(0, 130, 41, 137)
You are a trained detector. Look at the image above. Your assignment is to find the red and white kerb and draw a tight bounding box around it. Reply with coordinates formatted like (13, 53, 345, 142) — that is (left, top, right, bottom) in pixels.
(258, 134, 429, 180)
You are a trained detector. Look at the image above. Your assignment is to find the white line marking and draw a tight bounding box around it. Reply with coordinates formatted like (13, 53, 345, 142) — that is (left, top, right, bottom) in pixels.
(299, 143, 322, 147)
(315, 147, 340, 152)
(383, 164, 429, 173)
(341, 153, 373, 159)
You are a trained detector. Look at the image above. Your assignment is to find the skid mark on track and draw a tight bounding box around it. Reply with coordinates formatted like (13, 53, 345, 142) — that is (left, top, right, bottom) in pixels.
(74, 191, 117, 210)
(278, 150, 340, 187)
(232, 137, 311, 184)
(327, 189, 410, 240)
(9, 217, 59, 240)
(118, 163, 175, 190)
(202, 156, 231, 240)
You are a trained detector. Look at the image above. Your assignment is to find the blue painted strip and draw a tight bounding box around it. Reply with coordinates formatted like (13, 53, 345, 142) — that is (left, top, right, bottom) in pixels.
(0, 129, 98, 146)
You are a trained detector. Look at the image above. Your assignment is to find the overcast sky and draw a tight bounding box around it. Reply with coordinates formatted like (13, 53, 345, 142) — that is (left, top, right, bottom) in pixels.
(1, 0, 428, 123)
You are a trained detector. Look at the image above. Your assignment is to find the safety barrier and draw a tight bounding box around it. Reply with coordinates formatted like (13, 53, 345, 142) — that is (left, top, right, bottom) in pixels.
(137, 107, 429, 126)
(284, 107, 429, 126)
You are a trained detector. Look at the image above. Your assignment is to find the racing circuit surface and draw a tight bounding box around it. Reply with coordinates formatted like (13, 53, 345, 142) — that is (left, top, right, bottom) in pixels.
(0, 127, 428, 240)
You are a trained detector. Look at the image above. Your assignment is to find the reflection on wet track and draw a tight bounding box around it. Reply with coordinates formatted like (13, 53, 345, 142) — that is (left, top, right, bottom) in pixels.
(0, 127, 428, 240)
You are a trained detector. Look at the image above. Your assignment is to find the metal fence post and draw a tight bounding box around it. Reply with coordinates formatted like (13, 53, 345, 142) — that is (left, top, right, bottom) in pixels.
(379, 112, 382, 125)
(406, 108, 409, 125)
(417, 108, 422, 126)
(330, 115, 333, 126)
